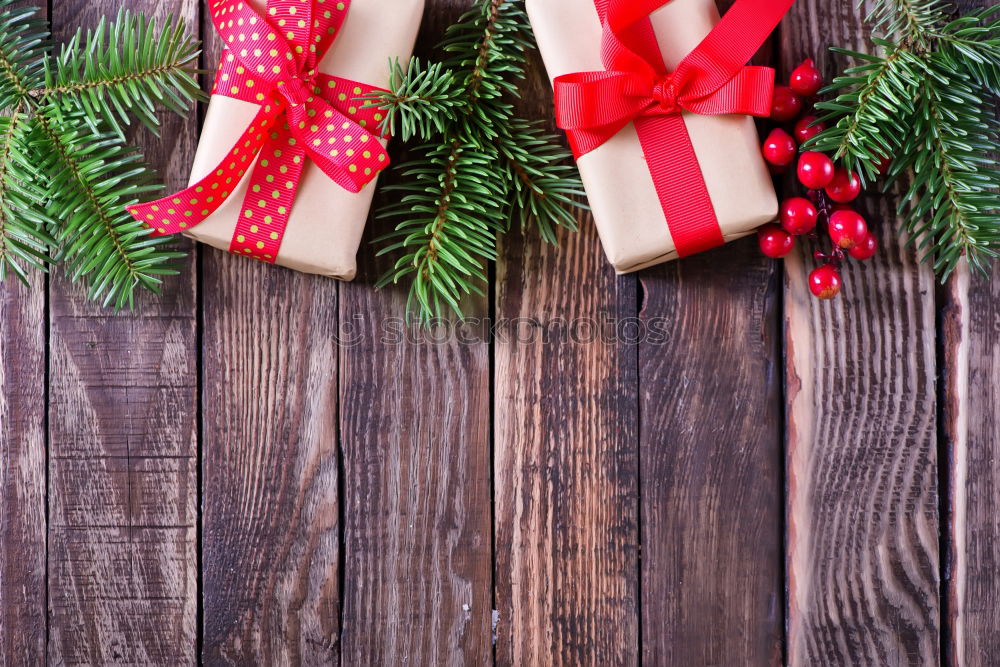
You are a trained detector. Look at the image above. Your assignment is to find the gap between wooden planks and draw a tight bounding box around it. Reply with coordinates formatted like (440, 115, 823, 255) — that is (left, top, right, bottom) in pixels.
(0, 0, 998, 665)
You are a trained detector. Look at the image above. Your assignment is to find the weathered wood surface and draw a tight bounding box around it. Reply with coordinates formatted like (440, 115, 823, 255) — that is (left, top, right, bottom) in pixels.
(640, 242, 784, 666)
(44, 0, 200, 664)
(0, 6, 48, 662)
(4, 0, 1000, 665)
(198, 15, 344, 666)
(638, 5, 784, 661)
(942, 263, 1000, 667)
(782, 1, 941, 663)
(337, 4, 492, 662)
(491, 37, 640, 665)
(0, 277, 46, 666)
(941, 0, 1000, 656)
(494, 223, 639, 667)
(0, 192, 46, 667)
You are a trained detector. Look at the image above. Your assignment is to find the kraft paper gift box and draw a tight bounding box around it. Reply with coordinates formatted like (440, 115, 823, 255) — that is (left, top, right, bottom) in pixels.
(184, 0, 425, 280)
(526, 0, 779, 274)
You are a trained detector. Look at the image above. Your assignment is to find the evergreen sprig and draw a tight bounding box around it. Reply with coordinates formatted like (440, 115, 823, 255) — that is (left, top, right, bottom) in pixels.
(0, 2, 203, 307)
(365, 0, 586, 323)
(806, 0, 1000, 279)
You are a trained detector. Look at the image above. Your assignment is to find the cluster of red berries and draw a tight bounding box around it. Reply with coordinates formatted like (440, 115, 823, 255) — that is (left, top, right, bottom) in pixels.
(756, 59, 879, 300)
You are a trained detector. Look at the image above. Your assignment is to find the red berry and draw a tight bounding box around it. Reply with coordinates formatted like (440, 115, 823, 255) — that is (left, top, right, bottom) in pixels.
(762, 128, 797, 167)
(789, 58, 823, 97)
(794, 115, 826, 144)
(797, 152, 835, 189)
(849, 232, 878, 260)
(758, 223, 795, 259)
(809, 264, 842, 299)
(780, 197, 818, 235)
(771, 85, 803, 122)
(825, 168, 862, 203)
(828, 210, 869, 249)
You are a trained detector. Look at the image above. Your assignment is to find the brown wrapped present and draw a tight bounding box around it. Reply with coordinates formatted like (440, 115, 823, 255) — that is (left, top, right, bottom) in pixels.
(526, 0, 786, 273)
(131, 0, 425, 280)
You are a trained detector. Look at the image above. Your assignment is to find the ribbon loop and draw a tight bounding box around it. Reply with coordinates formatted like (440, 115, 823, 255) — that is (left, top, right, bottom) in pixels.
(129, 0, 393, 264)
(554, 0, 793, 258)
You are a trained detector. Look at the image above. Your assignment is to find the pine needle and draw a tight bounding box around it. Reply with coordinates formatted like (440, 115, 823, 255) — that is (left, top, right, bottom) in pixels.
(0, 0, 203, 306)
(365, 0, 586, 324)
(806, 0, 1000, 280)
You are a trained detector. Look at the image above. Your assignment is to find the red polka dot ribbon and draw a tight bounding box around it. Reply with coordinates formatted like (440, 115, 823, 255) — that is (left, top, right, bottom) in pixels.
(554, 0, 793, 258)
(129, 0, 391, 263)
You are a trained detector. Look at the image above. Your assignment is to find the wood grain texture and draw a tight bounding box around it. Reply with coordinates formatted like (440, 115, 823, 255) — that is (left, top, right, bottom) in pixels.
(494, 222, 639, 667)
(941, 263, 1000, 667)
(940, 7, 1000, 663)
(942, 213, 1000, 667)
(783, 2, 940, 663)
(338, 252, 492, 666)
(0, 5, 47, 665)
(337, 3, 493, 663)
(639, 241, 783, 666)
(638, 3, 783, 660)
(198, 26, 342, 667)
(201, 260, 342, 665)
(45, 1, 200, 664)
(493, 40, 639, 660)
(0, 272, 46, 666)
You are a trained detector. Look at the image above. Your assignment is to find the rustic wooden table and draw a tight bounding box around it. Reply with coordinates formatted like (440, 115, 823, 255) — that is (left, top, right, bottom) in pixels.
(2, 0, 998, 664)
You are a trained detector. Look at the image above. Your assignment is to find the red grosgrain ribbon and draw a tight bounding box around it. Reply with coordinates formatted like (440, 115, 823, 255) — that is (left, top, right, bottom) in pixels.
(554, 0, 793, 258)
(129, 0, 391, 263)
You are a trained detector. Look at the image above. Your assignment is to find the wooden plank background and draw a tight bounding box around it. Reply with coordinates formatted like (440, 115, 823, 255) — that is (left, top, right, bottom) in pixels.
(0, 0, 998, 665)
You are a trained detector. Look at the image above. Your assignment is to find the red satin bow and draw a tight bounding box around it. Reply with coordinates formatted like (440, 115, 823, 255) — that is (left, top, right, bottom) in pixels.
(554, 0, 794, 258)
(129, 0, 391, 263)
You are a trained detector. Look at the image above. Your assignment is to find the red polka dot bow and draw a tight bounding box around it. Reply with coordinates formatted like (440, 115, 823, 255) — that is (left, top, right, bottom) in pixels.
(129, 0, 390, 263)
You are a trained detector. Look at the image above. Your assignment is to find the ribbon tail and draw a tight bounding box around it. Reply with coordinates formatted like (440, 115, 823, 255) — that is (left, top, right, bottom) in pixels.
(635, 114, 724, 258)
(129, 104, 281, 236)
(229, 124, 306, 262)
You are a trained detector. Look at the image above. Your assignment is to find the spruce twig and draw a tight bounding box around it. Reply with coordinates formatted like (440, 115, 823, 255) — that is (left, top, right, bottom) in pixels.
(365, 0, 586, 324)
(0, 1, 203, 306)
(806, 0, 1000, 280)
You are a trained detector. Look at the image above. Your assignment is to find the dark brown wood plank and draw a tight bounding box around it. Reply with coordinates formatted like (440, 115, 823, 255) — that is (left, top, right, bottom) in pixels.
(494, 225, 639, 666)
(201, 260, 342, 664)
(338, 262, 492, 664)
(336, 2, 493, 663)
(0, 267, 46, 665)
(941, 264, 1000, 667)
(0, 7, 48, 665)
(45, 1, 200, 663)
(940, 8, 1000, 663)
(638, 242, 783, 665)
(198, 22, 343, 667)
(783, 1, 940, 663)
(637, 2, 783, 660)
(492, 38, 639, 661)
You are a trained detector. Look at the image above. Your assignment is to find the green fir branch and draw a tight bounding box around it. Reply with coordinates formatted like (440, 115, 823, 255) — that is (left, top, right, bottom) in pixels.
(363, 59, 465, 141)
(808, 0, 1000, 281)
(0, 4, 201, 306)
(376, 140, 505, 320)
(33, 109, 184, 308)
(370, 0, 586, 323)
(38, 8, 205, 139)
(0, 0, 50, 108)
(0, 111, 54, 283)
